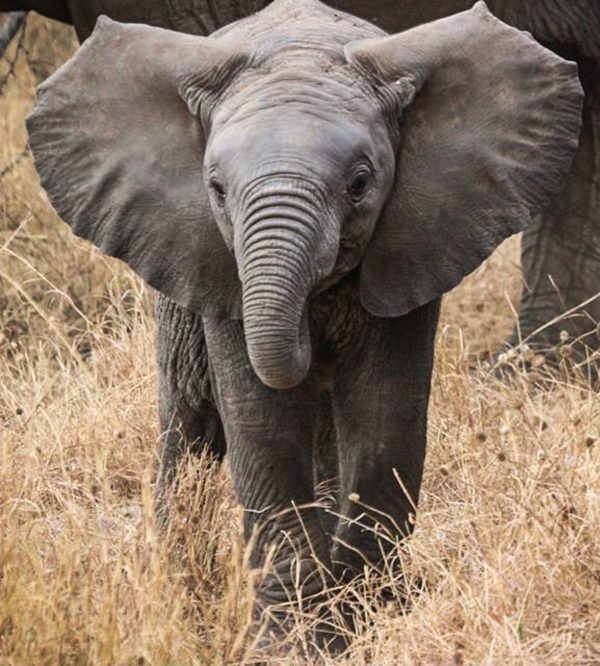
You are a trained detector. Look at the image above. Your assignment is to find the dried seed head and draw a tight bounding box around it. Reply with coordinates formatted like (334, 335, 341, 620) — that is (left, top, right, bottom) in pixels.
(532, 355, 546, 368)
(521, 345, 534, 362)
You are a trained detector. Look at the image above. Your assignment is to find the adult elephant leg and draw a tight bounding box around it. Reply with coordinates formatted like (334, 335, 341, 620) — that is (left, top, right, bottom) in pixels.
(513, 60, 600, 362)
(331, 299, 440, 588)
(154, 294, 226, 527)
(203, 317, 332, 623)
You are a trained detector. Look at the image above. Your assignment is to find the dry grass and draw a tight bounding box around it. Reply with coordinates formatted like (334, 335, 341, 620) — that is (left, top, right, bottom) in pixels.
(1, 15, 599, 665)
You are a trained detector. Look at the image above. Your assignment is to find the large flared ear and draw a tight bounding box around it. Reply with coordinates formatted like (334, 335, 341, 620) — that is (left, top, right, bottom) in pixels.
(345, 1, 583, 317)
(27, 17, 247, 316)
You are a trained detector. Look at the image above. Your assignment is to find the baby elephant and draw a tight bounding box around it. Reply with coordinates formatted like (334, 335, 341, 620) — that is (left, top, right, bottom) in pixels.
(28, 0, 581, 644)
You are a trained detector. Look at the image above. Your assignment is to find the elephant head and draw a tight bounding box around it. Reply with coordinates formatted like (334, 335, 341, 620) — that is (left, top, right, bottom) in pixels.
(27, 0, 582, 389)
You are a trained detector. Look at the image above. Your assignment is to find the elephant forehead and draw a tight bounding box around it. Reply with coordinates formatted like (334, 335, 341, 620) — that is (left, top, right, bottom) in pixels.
(216, 64, 378, 126)
(213, 1, 384, 53)
(208, 105, 381, 170)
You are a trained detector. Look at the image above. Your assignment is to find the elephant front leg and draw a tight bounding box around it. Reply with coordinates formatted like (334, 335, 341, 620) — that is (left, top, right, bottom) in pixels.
(203, 318, 331, 618)
(514, 64, 600, 364)
(154, 296, 226, 527)
(331, 299, 440, 587)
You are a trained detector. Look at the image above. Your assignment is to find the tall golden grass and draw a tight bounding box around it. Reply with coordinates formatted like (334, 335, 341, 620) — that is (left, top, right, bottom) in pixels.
(1, 15, 599, 665)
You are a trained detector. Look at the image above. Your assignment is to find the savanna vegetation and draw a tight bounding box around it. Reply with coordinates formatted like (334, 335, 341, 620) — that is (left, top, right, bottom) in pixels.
(1, 14, 599, 665)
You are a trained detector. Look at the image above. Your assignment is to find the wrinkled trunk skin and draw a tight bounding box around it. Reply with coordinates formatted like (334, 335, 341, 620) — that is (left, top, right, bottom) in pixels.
(238, 183, 333, 390)
(511, 62, 600, 360)
(243, 266, 312, 390)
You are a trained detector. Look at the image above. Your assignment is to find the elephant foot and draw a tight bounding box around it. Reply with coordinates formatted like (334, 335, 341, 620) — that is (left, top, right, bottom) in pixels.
(252, 631, 349, 663)
(249, 558, 358, 657)
(319, 554, 419, 656)
(251, 591, 352, 659)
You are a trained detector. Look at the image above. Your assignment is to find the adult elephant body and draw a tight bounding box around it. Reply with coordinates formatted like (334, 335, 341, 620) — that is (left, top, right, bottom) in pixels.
(4, 0, 600, 58)
(3, 0, 600, 356)
(25, 0, 582, 644)
(0, 1, 268, 38)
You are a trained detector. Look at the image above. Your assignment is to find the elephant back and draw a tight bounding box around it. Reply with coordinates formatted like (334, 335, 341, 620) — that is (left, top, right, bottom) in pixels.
(67, 0, 273, 40)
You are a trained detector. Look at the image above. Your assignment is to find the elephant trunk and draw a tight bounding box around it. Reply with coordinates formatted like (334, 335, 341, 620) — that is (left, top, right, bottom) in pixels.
(239, 184, 330, 390)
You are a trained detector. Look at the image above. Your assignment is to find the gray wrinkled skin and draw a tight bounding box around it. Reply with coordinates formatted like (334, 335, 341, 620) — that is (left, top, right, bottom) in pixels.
(25, 0, 583, 642)
(4, 0, 600, 356)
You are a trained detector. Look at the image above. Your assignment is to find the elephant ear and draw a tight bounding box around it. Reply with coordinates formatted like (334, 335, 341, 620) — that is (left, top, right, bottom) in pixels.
(345, 1, 583, 317)
(27, 17, 246, 316)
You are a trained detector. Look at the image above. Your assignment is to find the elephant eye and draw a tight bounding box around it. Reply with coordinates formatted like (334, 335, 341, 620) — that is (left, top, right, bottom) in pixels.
(347, 169, 372, 203)
(209, 178, 227, 204)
